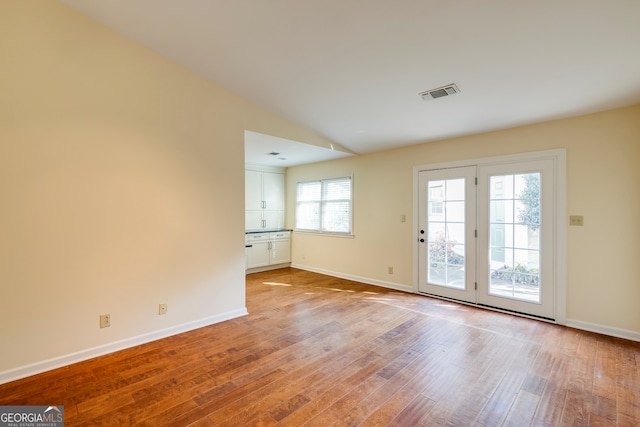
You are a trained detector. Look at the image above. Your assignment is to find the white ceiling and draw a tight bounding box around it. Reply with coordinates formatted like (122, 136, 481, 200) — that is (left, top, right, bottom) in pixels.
(60, 0, 640, 164)
(245, 131, 353, 167)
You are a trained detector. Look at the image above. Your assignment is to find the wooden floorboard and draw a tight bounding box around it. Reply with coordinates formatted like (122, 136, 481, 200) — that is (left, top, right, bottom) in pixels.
(1, 267, 639, 426)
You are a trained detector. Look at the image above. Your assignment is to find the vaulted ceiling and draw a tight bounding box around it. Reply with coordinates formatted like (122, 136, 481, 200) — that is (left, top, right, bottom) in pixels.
(60, 0, 640, 157)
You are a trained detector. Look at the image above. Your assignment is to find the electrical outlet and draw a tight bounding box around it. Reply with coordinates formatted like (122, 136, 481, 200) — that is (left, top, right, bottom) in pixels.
(158, 304, 168, 315)
(569, 215, 584, 226)
(388, 266, 394, 275)
(99, 314, 110, 328)
(400, 214, 406, 223)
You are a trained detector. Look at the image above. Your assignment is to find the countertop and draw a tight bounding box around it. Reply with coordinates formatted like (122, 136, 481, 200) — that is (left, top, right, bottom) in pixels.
(245, 229, 291, 234)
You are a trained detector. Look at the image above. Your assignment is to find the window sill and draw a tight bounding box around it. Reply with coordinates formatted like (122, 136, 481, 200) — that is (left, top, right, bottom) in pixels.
(294, 230, 355, 238)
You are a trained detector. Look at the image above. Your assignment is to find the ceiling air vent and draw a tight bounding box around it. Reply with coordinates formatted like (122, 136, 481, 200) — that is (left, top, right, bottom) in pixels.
(418, 83, 460, 101)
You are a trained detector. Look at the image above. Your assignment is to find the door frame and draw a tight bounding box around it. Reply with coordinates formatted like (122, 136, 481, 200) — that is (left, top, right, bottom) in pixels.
(412, 149, 567, 325)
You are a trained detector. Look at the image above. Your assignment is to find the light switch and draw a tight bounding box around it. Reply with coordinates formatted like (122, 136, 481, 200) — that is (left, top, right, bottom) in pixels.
(569, 215, 584, 226)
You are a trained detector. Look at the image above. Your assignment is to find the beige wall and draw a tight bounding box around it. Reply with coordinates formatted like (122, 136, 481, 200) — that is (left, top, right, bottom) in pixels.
(287, 105, 640, 335)
(0, 1, 336, 376)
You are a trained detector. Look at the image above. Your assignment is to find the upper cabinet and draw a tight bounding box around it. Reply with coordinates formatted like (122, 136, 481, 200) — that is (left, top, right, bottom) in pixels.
(261, 172, 285, 211)
(245, 170, 265, 211)
(245, 167, 285, 230)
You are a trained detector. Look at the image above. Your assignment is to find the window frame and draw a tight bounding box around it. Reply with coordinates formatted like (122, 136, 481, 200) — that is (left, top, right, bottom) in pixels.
(295, 175, 354, 236)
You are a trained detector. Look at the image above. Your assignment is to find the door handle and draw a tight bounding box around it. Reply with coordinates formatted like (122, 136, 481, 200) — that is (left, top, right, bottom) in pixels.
(419, 238, 425, 243)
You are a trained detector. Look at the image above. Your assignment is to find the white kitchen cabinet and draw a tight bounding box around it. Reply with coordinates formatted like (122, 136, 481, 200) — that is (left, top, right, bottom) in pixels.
(246, 242, 270, 269)
(245, 210, 284, 231)
(244, 211, 264, 232)
(246, 231, 291, 271)
(269, 231, 291, 265)
(245, 168, 285, 231)
(245, 170, 264, 211)
(261, 172, 285, 211)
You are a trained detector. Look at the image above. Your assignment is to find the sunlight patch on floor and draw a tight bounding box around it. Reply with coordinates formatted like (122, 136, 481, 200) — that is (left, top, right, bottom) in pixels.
(434, 303, 464, 309)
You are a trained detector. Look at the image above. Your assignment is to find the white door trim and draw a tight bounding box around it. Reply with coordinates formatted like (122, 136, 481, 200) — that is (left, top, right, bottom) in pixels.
(412, 149, 566, 324)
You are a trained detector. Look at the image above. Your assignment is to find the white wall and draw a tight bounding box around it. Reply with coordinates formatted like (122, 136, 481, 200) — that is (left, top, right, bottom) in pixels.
(287, 105, 640, 338)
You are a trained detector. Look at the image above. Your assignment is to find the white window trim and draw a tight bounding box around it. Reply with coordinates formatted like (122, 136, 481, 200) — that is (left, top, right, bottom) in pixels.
(295, 175, 354, 237)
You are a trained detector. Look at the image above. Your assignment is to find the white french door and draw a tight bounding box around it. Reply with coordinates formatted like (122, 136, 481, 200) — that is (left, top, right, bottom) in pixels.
(476, 159, 555, 318)
(417, 155, 560, 320)
(418, 166, 476, 303)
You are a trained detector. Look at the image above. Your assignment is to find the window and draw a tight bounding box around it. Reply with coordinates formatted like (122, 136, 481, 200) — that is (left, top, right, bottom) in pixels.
(296, 176, 352, 234)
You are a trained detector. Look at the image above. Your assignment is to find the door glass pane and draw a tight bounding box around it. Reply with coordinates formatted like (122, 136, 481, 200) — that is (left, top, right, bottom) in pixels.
(489, 173, 541, 302)
(427, 178, 466, 289)
(490, 200, 514, 223)
(447, 223, 465, 245)
(445, 201, 465, 222)
(428, 222, 445, 242)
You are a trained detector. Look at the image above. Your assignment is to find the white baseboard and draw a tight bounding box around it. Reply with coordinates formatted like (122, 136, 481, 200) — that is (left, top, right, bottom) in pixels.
(246, 263, 291, 274)
(0, 308, 248, 385)
(291, 263, 414, 293)
(565, 319, 640, 343)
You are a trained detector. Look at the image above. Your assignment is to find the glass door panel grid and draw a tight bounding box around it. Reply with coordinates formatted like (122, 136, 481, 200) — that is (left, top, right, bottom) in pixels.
(427, 178, 466, 289)
(488, 173, 541, 302)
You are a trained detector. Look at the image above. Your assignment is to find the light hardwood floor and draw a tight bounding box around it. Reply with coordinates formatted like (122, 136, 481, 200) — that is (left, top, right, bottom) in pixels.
(1, 268, 639, 426)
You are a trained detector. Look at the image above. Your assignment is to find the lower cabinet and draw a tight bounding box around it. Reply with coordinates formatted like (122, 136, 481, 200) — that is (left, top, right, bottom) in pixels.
(269, 238, 291, 265)
(246, 231, 291, 271)
(246, 241, 270, 268)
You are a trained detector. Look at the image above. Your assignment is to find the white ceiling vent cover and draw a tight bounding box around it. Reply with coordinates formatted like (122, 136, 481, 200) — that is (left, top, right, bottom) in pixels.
(419, 84, 460, 101)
